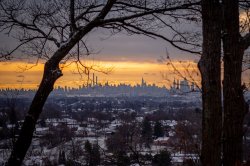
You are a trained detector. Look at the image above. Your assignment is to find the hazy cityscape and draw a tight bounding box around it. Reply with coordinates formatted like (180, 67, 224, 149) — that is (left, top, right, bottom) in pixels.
(0, 78, 202, 165)
(0, 0, 250, 165)
(0, 76, 198, 98)
(1, 77, 250, 165)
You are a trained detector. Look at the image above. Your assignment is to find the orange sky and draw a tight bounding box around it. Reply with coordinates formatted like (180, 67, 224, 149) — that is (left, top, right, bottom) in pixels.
(0, 11, 248, 90)
(0, 60, 200, 89)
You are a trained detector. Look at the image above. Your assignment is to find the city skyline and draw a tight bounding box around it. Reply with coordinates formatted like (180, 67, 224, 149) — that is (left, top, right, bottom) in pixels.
(0, 23, 198, 90)
(0, 60, 199, 89)
(0, 75, 198, 98)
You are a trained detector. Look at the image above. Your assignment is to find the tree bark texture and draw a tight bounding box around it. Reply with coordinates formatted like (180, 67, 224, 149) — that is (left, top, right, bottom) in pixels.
(7, 31, 96, 166)
(6, 1, 117, 164)
(199, 0, 222, 165)
(222, 0, 248, 165)
(7, 61, 62, 165)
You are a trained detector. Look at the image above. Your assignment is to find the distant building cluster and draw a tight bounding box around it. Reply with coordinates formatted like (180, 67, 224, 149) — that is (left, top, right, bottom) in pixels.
(54, 76, 168, 97)
(0, 95, 203, 165)
(170, 78, 196, 93)
(0, 74, 199, 97)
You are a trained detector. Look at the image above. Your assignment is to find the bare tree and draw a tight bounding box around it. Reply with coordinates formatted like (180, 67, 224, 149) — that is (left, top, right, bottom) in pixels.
(222, 1, 250, 165)
(161, 1, 250, 165)
(199, 1, 222, 165)
(0, 0, 200, 165)
(160, 53, 201, 93)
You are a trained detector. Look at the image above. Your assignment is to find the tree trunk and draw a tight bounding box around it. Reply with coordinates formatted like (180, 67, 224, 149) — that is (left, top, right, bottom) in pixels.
(6, 33, 88, 165)
(6, 61, 62, 165)
(6, 1, 116, 164)
(222, 0, 248, 165)
(199, 0, 222, 165)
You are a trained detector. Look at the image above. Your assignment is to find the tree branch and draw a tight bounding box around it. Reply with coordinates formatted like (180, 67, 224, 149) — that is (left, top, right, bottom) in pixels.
(120, 22, 201, 54)
(70, 0, 77, 34)
(101, 1, 200, 24)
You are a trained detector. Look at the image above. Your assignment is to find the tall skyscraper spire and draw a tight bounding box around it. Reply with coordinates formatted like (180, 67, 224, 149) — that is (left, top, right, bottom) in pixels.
(92, 73, 95, 87)
(141, 77, 146, 87)
(96, 76, 98, 86)
(173, 78, 176, 89)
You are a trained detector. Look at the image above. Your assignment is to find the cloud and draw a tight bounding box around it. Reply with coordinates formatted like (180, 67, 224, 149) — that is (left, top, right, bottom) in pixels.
(16, 75, 24, 78)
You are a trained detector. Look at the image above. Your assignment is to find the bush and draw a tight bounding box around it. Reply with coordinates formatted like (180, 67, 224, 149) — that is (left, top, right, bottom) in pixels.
(152, 150, 171, 166)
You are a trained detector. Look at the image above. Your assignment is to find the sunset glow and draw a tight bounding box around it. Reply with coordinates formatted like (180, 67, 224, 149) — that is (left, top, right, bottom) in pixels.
(0, 60, 199, 89)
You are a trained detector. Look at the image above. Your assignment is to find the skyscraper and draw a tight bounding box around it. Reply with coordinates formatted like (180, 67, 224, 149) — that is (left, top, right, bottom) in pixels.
(141, 77, 146, 87)
(96, 76, 98, 86)
(92, 73, 95, 87)
(180, 78, 190, 92)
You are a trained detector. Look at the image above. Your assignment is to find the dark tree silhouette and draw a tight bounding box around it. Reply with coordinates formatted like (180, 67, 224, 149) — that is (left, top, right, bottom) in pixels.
(199, 1, 250, 165)
(153, 121, 164, 138)
(222, 0, 249, 165)
(141, 116, 153, 147)
(58, 150, 66, 165)
(152, 150, 171, 166)
(199, 0, 222, 165)
(84, 141, 100, 166)
(0, 0, 200, 165)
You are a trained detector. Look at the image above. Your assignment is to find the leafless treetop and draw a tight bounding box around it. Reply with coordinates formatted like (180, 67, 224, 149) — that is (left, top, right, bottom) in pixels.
(0, 0, 201, 64)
